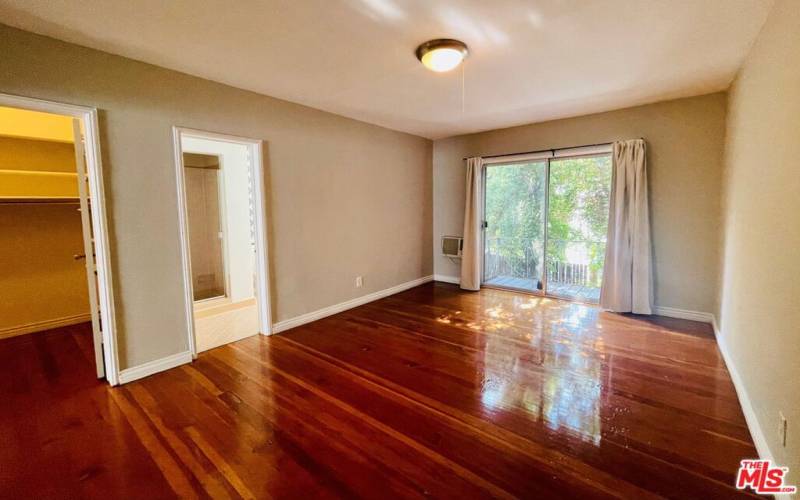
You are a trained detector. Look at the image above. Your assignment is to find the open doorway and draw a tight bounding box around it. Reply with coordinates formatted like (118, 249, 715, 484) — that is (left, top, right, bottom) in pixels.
(172, 128, 272, 356)
(0, 94, 118, 384)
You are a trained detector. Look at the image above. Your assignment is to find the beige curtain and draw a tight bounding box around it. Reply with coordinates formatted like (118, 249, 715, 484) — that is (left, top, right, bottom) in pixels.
(600, 139, 653, 314)
(460, 157, 483, 291)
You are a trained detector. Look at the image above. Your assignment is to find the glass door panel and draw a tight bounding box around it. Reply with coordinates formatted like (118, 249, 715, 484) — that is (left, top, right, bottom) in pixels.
(483, 161, 547, 293)
(545, 154, 612, 303)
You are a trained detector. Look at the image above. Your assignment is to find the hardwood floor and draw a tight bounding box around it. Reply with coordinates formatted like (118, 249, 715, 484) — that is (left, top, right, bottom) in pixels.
(0, 282, 758, 498)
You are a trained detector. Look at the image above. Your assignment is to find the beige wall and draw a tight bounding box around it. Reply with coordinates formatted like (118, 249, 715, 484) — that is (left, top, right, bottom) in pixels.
(719, 0, 799, 481)
(0, 24, 433, 370)
(0, 138, 90, 334)
(434, 93, 727, 313)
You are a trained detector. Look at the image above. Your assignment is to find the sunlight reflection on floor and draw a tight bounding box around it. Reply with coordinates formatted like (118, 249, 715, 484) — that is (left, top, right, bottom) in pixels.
(474, 294, 604, 445)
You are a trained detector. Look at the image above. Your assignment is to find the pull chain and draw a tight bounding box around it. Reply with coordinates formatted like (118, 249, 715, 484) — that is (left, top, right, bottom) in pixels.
(461, 62, 466, 114)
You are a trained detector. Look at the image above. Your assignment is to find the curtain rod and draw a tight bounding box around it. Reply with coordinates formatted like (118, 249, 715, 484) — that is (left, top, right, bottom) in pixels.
(462, 138, 643, 161)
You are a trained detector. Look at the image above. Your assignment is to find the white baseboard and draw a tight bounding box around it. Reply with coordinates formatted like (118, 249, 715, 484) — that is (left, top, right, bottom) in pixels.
(712, 317, 776, 475)
(118, 351, 193, 384)
(273, 275, 433, 334)
(653, 306, 714, 324)
(433, 274, 460, 284)
(0, 313, 92, 340)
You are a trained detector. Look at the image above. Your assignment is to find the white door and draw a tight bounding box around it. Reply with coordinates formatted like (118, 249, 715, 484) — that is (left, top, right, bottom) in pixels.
(72, 119, 105, 378)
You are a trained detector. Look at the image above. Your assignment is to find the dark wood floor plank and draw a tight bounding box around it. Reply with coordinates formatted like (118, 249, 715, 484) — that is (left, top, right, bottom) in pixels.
(281, 315, 750, 480)
(0, 324, 176, 499)
(0, 283, 760, 498)
(215, 342, 517, 499)
(250, 335, 649, 499)
(342, 305, 746, 420)
(273, 330, 751, 499)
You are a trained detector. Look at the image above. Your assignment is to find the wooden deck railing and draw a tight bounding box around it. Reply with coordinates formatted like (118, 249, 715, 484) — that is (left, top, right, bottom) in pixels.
(485, 237, 605, 287)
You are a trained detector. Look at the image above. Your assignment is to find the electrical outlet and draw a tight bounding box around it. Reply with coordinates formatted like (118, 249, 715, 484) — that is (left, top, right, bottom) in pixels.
(779, 412, 787, 447)
(355, 276, 363, 288)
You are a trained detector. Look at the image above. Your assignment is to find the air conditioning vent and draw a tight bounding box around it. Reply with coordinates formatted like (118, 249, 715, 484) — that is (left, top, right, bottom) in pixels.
(441, 236, 463, 258)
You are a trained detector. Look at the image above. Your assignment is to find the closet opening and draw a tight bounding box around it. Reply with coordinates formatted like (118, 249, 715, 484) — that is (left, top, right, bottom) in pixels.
(0, 95, 118, 384)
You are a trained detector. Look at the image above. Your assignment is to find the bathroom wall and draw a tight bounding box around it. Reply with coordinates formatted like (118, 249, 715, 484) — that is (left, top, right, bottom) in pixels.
(182, 136, 254, 303)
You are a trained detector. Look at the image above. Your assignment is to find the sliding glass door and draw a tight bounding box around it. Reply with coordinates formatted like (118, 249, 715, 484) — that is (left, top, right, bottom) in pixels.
(546, 154, 612, 302)
(483, 161, 547, 293)
(482, 152, 612, 303)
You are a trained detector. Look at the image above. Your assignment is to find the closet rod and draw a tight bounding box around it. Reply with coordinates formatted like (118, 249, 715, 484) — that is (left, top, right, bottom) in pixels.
(462, 138, 643, 161)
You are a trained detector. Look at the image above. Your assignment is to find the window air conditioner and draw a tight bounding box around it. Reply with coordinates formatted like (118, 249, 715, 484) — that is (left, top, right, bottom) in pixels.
(441, 236, 463, 258)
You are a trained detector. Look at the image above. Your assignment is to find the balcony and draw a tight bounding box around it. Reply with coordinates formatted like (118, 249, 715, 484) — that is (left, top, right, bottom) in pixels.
(484, 237, 605, 303)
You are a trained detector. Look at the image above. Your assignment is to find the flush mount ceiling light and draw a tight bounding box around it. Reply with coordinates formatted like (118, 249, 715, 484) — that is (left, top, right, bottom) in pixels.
(415, 39, 469, 73)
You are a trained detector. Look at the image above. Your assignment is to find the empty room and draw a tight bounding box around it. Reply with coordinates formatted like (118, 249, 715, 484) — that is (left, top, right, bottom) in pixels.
(0, 1, 797, 498)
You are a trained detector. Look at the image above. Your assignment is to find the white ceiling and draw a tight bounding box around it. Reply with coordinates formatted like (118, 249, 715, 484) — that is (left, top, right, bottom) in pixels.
(0, 0, 773, 139)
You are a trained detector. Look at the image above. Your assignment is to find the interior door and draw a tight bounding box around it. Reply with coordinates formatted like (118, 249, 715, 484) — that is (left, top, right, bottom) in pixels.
(482, 160, 547, 293)
(72, 119, 105, 378)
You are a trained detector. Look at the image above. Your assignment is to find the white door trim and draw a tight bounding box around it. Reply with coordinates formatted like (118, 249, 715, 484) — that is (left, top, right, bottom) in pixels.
(172, 127, 273, 359)
(0, 92, 120, 385)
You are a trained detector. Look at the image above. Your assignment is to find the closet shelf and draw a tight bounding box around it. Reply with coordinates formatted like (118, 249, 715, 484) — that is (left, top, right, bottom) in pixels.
(0, 169, 79, 201)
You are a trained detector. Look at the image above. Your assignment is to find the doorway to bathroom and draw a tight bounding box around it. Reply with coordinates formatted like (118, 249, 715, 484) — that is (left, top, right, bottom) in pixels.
(173, 128, 272, 355)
